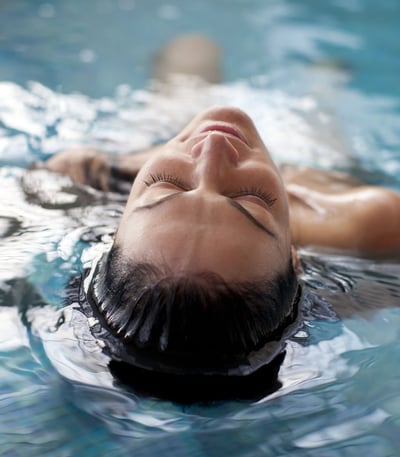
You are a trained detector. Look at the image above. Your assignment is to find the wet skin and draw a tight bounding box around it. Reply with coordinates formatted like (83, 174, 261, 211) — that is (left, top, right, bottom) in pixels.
(115, 106, 293, 281)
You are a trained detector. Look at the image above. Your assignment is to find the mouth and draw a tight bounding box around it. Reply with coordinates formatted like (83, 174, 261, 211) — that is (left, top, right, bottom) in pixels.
(199, 123, 248, 145)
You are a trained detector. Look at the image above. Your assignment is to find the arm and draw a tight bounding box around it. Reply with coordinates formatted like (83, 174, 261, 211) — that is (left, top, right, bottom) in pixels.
(39, 146, 159, 193)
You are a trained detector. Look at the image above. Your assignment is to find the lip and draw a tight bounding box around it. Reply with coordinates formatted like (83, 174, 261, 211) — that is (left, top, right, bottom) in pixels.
(199, 123, 248, 145)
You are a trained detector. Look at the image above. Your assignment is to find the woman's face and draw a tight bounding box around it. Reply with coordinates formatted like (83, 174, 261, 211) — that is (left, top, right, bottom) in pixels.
(115, 106, 292, 281)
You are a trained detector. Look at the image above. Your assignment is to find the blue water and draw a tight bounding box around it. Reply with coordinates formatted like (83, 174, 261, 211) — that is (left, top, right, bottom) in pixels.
(1, 0, 400, 456)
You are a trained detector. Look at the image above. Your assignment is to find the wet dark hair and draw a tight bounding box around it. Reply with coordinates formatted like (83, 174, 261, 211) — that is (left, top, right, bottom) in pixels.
(80, 245, 301, 378)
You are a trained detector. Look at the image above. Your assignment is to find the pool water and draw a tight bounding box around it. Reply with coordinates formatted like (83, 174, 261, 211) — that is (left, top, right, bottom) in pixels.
(1, 0, 400, 456)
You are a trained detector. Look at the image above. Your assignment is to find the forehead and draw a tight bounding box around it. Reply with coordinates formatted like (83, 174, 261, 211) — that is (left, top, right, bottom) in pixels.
(129, 190, 279, 240)
(117, 193, 289, 281)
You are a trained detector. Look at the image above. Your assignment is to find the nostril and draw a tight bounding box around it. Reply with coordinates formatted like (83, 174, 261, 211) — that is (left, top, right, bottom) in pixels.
(191, 133, 239, 166)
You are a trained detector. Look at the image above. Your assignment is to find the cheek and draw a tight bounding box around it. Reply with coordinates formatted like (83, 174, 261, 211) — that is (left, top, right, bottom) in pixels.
(125, 174, 145, 203)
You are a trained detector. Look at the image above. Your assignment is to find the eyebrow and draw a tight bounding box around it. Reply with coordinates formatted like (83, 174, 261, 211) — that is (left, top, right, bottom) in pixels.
(134, 193, 276, 238)
(226, 198, 276, 238)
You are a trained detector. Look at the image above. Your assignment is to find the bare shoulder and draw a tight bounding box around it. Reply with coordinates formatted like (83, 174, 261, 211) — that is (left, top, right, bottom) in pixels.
(281, 164, 362, 193)
(287, 183, 400, 255)
(349, 186, 400, 253)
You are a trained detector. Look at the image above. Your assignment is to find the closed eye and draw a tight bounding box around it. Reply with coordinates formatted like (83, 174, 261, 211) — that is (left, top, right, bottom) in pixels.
(144, 174, 277, 209)
(229, 187, 277, 209)
(144, 173, 191, 191)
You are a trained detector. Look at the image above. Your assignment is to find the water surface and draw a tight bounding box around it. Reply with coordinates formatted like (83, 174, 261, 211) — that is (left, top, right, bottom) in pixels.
(0, 0, 400, 456)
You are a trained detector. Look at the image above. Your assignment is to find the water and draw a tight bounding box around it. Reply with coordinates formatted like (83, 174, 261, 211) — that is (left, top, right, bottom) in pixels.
(1, 0, 400, 456)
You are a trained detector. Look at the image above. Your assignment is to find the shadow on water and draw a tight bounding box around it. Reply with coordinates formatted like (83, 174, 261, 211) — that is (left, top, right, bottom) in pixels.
(109, 352, 285, 404)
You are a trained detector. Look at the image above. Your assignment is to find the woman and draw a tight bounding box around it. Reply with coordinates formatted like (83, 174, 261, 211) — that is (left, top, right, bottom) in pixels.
(34, 34, 399, 388)
(41, 104, 400, 383)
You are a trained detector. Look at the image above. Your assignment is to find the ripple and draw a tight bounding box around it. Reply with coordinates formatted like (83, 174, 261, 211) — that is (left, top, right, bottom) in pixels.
(0, 215, 21, 238)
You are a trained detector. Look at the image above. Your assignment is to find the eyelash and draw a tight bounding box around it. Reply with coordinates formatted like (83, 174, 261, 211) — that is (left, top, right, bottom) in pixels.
(144, 174, 277, 208)
(144, 173, 190, 190)
(232, 187, 277, 208)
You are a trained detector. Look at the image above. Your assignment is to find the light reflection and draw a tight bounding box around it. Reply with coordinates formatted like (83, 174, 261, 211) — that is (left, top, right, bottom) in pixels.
(0, 307, 29, 351)
(27, 305, 114, 388)
(295, 409, 389, 448)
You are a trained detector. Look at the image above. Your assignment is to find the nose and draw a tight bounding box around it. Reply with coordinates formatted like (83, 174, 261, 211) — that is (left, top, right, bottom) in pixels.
(191, 133, 239, 188)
